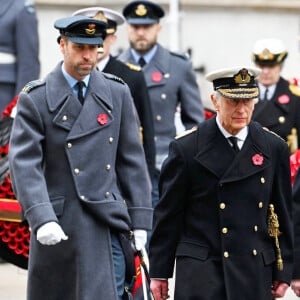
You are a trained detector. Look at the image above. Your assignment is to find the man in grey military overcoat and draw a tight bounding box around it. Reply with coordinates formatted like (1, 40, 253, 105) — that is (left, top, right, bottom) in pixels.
(8, 15, 152, 300)
(0, 0, 40, 112)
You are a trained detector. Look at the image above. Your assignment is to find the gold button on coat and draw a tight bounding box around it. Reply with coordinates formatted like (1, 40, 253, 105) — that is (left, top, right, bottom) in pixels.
(253, 249, 257, 256)
(222, 227, 228, 234)
(278, 116, 285, 124)
(74, 168, 80, 174)
(220, 203, 226, 209)
(258, 202, 263, 208)
(224, 251, 229, 258)
(260, 177, 265, 183)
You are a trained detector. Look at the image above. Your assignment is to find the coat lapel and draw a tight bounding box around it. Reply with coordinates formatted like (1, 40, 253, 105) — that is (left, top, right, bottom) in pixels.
(194, 118, 235, 178)
(194, 119, 271, 182)
(47, 65, 114, 139)
(67, 70, 114, 140)
(144, 45, 169, 88)
(221, 122, 271, 183)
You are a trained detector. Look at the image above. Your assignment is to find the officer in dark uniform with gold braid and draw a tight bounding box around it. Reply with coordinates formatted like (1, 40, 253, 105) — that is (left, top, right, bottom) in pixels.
(149, 66, 293, 300)
(251, 38, 300, 153)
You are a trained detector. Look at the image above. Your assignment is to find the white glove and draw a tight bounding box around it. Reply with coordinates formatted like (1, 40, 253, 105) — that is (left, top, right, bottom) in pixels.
(133, 229, 147, 251)
(37, 221, 68, 246)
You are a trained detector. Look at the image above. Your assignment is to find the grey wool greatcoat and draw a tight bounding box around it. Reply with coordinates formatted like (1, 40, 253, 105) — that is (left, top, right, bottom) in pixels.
(149, 117, 293, 300)
(118, 44, 204, 170)
(8, 63, 153, 300)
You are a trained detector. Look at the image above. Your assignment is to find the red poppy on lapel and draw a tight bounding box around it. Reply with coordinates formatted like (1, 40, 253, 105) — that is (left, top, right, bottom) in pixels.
(278, 94, 290, 104)
(252, 154, 264, 166)
(151, 72, 163, 82)
(97, 114, 108, 125)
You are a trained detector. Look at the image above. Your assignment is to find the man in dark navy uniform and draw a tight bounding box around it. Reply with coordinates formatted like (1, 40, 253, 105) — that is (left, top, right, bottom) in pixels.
(149, 66, 293, 300)
(72, 6, 155, 181)
(0, 0, 40, 112)
(251, 38, 300, 153)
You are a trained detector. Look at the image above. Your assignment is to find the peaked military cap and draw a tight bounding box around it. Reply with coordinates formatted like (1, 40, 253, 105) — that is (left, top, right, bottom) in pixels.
(123, 0, 165, 24)
(54, 15, 107, 45)
(205, 66, 261, 99)
(252, 38, 288, 65)
(72, 7, 125, 35)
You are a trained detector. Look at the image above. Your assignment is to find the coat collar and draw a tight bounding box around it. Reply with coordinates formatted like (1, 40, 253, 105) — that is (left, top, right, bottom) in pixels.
(194, 118, 271, 182)
(47, 64, 114, 139)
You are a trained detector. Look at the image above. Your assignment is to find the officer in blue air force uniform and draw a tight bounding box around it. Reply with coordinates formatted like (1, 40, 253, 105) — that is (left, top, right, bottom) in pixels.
(118, 0, 204, 212)
(149, 67, 293, 300)
(8, 15, 152, 300)
(0, 0, 40, 112)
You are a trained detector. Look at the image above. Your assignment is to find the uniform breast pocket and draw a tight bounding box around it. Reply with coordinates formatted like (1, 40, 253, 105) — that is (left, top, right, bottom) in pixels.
(176, 240, 209, 261)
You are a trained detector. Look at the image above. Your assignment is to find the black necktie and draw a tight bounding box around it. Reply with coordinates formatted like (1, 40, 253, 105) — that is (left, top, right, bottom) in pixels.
(228, 136, 240, 153)
(138, 57, 146, 68)
(77, 81, 85, 104)
(263, 88, 269, 101)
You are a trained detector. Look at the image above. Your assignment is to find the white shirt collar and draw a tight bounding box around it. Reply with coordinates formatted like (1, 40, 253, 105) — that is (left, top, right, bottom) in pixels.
(216, 116, 248, 143)
(97, 55, 110, 72)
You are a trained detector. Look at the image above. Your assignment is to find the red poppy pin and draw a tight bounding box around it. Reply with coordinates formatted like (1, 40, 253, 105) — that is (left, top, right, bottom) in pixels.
(252, 154, 264, 166)
(152, 72, 163, 82)
(97, 114, 108, 125)
(278, 94, 290, 104)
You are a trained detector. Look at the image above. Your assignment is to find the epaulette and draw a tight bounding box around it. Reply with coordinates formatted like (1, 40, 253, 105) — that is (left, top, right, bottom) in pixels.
(103, 73, 125, 84)
(170, 51, 189, 60)
(126, 62, 141, 72)
(175, 126, 197, 140)
(289, 83, 300, 97)
(263, 127, 285, 142)
(22, 79, 45, 93)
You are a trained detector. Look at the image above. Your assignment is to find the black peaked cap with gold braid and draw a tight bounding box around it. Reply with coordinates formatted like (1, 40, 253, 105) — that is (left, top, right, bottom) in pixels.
(205, 66, 261, 99)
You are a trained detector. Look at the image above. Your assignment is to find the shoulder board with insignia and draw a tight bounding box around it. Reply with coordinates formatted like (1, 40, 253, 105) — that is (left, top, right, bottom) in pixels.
(103, 73, 125, 84)
(125, 63, 141, 72)
(175, 126, 197, 140)
(263, 127, 285, 142)
(289, 83, 300, 97)
(22, 79, 45, 93)
(170, 51, 189, 60)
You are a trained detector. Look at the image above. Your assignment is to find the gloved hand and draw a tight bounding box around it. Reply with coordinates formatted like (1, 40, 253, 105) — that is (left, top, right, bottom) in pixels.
(37, 221, 68, 245)
(133, 229, 147, 251)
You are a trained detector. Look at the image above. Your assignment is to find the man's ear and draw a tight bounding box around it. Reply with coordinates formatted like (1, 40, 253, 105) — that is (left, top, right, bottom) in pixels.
(210, 93, 219, 111)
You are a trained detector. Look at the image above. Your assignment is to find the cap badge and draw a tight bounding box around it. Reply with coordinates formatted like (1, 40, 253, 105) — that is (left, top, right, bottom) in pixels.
(97, 114, 108, 125)
(85, 24, 96, 35)
(259, 48, 274, 61)
(93, 11, 108, 23)
(135, 4, 147, 16)
(234, 68, 251, 84)
(252, 154, 264, 166)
